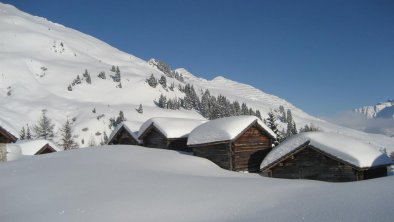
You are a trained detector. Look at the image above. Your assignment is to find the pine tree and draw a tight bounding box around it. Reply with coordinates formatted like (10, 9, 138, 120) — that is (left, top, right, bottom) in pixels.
(146, 74, 158, 88)
(158, 94, 167, 108)
(98, 71, 106, 79)
(19, 126, 26, 140)
(33, 109, 55, 140)
(241, 103, 249, 115)
(292, 122, 298, 135)
(265, 111, 281, 145)
(110, 65, 116, 72)
(279, 105, 286, 122)
(83, 69, 91, 84)
(59, 119, 78, 150)
(255, 110, 262, 120)
(103, 131, 109, 144)
(136, 104, 143, 114)
(67, 84, 72, 91)
(169, 82, 175, 91)
(159, 75, 167, 88)
(115, 111, 126, 126)
(26, 124, 32, 140)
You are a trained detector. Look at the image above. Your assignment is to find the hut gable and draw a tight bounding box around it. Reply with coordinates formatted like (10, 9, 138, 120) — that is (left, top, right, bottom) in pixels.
(0, 126, 18, 143)
(138, 117, 206, 152)
(188, 116, 276, 172)
(6, 140, 62, 161)
(108, 121, 141, 145)
(187, 116, 276, 146)
(260, 132, 392, 182)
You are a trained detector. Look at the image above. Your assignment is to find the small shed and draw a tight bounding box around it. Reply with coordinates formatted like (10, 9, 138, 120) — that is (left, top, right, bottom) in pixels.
(260, 132, 393, 182)
(138, 117, 206, 152)
(0, 125, 18, 143)
(108, 121, 142, 145)
(188, 116, 277, 172)
(6, 140, 62, 161)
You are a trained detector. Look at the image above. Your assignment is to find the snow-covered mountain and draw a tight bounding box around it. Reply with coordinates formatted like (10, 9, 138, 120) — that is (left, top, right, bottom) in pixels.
(1, 3, 393, 152)
(354, 100, 394, 119)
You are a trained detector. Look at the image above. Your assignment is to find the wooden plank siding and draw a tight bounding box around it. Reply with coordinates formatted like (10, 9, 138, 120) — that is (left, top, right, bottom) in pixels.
(0, 126, 17, 143)
(109, 127, 139, 145)
(142, 127, 191, 152)
(192, 124, 274, 172)
(232, 125, 272, 172)
(262, 145, 388, 182)
(143, 128, 168, 149)
(192, 143, 232, 170)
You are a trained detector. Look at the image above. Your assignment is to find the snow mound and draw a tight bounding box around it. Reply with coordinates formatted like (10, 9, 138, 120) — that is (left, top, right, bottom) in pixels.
(6, 139, 61, 161)
(138, 117, 206, 139)
(1, 146, 394, 222)
(261, 132, 392, 170)
(188, 116, 276, 145)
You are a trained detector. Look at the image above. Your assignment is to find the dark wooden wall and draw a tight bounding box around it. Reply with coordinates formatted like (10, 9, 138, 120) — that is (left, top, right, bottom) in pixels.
(232, 125, 272, 172)
(168, 139, 191, 152)
(109, 127, 139, 145)
(143, 128, 168, 148)
(37, 144, 56, 155)
(363, 166, 387, 180)
(0, 130, 16, 143)
(262, 146, 361, 182)
(193, 143, 232, 170)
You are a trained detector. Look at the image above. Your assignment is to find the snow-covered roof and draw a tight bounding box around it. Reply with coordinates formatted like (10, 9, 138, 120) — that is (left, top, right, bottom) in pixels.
(187, 116, 277, 146)
(6, 139, 62, 161)
(138, 117, 206, 140)
(260, 132, 392, 170)
(108, 121, 142, 143)
(0, 125, 18, 142)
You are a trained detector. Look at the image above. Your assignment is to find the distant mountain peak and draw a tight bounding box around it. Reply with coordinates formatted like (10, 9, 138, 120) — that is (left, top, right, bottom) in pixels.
(354, 100, 394, 119)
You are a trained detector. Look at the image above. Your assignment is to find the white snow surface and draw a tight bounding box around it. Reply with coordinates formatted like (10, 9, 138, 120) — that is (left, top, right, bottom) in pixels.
(6, 139, 61, 161)
(0, 2, 393, 154)
(188, 116, 276, 145)
(108, 121, 142, 143)
(261, 132, 392, 170)
(138, 117, 206, 139)
(1, 146, 394, 222)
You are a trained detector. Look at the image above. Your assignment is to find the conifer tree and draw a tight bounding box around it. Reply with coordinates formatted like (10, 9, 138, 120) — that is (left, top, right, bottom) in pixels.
(83, 69, 91, 84)
(265, 111, 281, 145)
(255, 110, 262, 120)
(136, 104, 143, 114)
(33, 109, 55, 140)
(26, 124, 32, 140)
(98, 71, 106, 79)
(59, 119, 78, 150)
(158, 94, 167, 108)
(19, 126, 26, 140)
(146, 74, 158, 88)
(241, 103, 249, 115)
(159, 75, 167, 88)
(110, 65, 116, 72)
(67, 84, 72, 91)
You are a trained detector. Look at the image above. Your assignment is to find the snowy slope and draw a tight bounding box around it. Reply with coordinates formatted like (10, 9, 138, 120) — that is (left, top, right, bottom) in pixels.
(1, 146, 394, 222)
(0, 3, 393, 152)
(354, 100, 394, 119)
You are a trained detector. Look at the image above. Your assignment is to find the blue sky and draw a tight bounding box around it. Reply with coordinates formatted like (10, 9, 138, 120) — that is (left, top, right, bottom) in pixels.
(4, 0, 394, 116)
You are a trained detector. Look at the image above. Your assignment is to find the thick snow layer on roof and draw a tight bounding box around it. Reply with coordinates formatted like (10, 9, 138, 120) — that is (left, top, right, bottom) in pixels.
(261, 132, 392, 170)
(1, 146, 394, 222)
(6, 139, 61, 161)
(187, 116, 276, 145)
(138, 117, 206, 139)
(108, 121, 142, 143)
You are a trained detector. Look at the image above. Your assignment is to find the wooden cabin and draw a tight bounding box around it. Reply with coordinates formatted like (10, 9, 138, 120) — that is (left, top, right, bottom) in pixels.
(187, 116, 277, 172)
(0, 126, 17, 143)
(6, 140, 61, 161)
(138, 117, 206, 152)
(260, 132, 393, 182)
(108, 121, 141, 145)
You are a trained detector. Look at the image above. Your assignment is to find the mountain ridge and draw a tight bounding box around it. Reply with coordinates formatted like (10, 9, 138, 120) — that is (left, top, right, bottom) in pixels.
(1, 3, 393, 152)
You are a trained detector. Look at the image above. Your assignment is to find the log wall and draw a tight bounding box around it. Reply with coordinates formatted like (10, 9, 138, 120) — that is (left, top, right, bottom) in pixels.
(193, 143, 232, 170)
(232, 125, 272, 172)
(109, 128, 139, 145)
(263, 146, 359, 182)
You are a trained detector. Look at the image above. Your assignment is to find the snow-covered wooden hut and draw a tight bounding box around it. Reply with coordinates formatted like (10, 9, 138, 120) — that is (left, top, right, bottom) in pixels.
(0, 125, 17, 143)
(260, 132, 392, 182)
(6, 140, 62, 161)
(188, 116, 277, 172)
(108, 121, 142, 145)
(138, 117, 206, 152)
